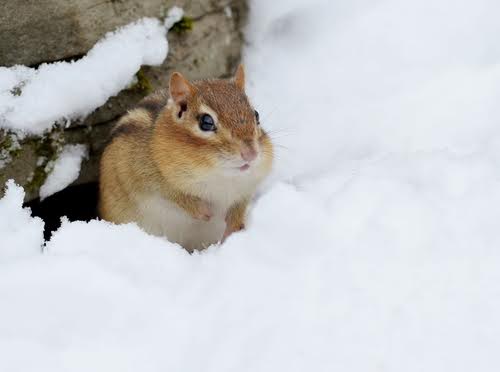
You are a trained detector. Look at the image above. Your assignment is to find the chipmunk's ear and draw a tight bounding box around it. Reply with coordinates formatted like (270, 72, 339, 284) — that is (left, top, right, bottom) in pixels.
(234, 64, 245, 91)
(169, 72, 193, 104)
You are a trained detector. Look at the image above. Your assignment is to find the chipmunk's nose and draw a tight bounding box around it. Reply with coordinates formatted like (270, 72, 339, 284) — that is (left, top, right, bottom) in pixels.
(241, 143, 257, 163)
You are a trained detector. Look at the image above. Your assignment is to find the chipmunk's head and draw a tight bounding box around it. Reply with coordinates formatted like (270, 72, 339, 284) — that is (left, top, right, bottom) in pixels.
(158, 64, 273, 178)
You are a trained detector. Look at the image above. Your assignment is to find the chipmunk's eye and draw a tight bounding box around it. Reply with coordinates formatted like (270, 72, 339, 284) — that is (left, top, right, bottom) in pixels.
(199, 113, 216, 131)
(254, 110, 260, 125)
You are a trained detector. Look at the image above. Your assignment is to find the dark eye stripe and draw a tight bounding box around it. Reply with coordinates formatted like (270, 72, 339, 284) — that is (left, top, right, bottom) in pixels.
(254, 110, 260, 124)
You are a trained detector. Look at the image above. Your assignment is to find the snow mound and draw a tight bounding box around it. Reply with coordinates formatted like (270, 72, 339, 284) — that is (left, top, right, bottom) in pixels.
(245, 0, 500, 181)
(1, 178, 500, 371)
(0, 12, 182, 135)
(0, 180, 44, 260)
(39, 144, 88, 200)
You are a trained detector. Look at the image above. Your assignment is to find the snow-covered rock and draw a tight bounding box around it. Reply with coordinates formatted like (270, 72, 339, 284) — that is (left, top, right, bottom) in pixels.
(39, 145, 88, 200)
(0, 16, 176, 135)
(0, 3, 245, 202)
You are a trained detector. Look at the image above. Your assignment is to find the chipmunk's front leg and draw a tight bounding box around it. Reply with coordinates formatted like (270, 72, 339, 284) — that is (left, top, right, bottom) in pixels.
(223, 199, 249, 242)
(163, 186, 213, 221)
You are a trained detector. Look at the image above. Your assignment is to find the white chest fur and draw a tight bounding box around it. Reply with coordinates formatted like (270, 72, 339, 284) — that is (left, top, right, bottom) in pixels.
(135, 169, 260, 251)
(136, 193, 225, 251)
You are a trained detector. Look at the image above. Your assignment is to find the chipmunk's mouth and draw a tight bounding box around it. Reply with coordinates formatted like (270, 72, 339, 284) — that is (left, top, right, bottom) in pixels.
(223, 163, 251, 173)
(220, 156, 256, 173)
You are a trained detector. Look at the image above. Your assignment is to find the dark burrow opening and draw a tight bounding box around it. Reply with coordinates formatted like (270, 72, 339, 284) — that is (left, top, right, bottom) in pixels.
(25, 182, 99, 241)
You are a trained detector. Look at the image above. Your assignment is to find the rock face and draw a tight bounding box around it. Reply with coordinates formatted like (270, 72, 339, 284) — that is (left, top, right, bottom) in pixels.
(0, 0, 247, 201)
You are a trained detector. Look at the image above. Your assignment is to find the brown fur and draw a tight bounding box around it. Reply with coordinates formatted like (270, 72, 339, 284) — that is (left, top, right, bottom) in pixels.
(99, 66, 273, 251)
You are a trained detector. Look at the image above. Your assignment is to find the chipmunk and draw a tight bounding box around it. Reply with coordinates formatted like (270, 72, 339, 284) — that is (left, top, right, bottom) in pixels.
(99, 65, 273, 251)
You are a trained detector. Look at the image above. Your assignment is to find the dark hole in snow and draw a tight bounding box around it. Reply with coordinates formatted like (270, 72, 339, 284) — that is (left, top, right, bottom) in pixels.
(25, 182, 99, 241)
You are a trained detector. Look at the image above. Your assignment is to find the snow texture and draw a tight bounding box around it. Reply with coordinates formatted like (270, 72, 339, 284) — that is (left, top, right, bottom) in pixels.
(0, 9, 182, 135)
(164, 6, 184, 29)
(39, 144, 88, 200)
(1, 0, 500, 371)
(0, 180, 44, 260)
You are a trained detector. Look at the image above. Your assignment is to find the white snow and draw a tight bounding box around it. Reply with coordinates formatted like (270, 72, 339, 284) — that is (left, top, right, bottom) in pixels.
(164, 6, 184, 29)
(1, 0, 500, 371)
(0, 10, 182, 135)
(0, 180, 44, 260)
(39, 144, 88, 200)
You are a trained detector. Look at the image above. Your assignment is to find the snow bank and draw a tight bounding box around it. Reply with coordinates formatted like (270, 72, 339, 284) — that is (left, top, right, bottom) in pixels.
(0, 180, 44, 260)
(39, 144, 88, 200)
(1, 0, 500, 371)
(0, 8, 183, 135)
(244, 0, 500, 181)
(1, 177, 499, 371)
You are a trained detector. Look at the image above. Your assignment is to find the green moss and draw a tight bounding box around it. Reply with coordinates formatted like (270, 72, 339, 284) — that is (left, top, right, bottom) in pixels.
(127, 67, 153, 95)
(28, 164, 51, 193)
(25, 129, 65, 193)
(135, 68, 153, 94)
(0, 131, 22, 168)
(170, 16, 194, 34)
(0, 134, 13, 154)
(10, 86, 22, 96)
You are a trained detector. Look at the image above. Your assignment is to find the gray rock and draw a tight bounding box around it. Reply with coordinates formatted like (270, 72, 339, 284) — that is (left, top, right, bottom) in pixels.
(0, 0, 241, 67)
(0, 0, 247, 201)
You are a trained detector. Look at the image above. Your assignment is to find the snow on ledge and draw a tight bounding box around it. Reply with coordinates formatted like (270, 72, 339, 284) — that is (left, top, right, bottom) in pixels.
(0, 8, 183, 135)
(39, 144, 88, 200)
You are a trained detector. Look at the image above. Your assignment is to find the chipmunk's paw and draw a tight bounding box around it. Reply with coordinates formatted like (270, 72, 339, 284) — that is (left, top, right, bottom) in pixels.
(222, 223, 245, 242)
(192, 201, 213, 221)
